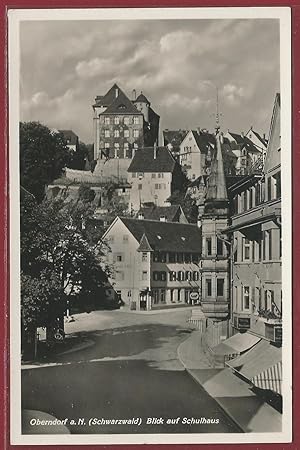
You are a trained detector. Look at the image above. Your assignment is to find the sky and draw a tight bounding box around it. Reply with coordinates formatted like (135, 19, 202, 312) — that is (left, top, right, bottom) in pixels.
(20, 18, 280, 144)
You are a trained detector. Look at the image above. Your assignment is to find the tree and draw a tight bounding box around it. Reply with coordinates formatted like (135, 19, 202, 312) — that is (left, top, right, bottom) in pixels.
(20, 121, 71, 201)
(68, 141, 89, 170)
(20, 195, 113, 350)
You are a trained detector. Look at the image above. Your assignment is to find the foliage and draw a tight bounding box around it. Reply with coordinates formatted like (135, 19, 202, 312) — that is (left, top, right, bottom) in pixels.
(78, 184, 96, 203)
(20, 122, 71, 201)
(68, 141, 89, 170)
(20, 195, 112, 329)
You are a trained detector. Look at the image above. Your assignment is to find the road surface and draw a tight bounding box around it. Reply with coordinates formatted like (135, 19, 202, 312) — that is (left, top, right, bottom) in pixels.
(22, 310, 241, 434)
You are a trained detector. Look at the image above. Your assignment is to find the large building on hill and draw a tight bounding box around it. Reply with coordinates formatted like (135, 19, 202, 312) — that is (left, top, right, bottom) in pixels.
(127, 146, 185, 212)
(92, 83, 160, 161)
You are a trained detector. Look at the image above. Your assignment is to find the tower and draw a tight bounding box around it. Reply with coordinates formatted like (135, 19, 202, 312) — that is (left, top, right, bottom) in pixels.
(133, 92, 150, 122)
(200, 130, 230, 327)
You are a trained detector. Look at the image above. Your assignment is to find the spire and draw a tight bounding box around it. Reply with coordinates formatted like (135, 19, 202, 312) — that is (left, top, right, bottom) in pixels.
(204, 133, 228, 215)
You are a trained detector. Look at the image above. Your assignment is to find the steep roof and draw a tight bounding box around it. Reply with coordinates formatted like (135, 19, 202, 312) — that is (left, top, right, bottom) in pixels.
(251, 129, 268, 146)
(191, 130, 215, 153)
(163, 130, 188, 148)
(127, 147, 177, 173)
(94, 83, 121, 107)
(58, 130, 78, 145)
(120, 217, 202, 252)
(227, 132, 261, 154)
(206, 133, 228, 203)
(135, 93, 150, 104)
(137, 205, 184, 222)
(103, 89, 141, 115)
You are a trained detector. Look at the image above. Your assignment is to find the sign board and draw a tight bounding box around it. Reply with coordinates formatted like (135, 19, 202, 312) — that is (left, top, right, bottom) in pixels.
(189, 292, 200, 301)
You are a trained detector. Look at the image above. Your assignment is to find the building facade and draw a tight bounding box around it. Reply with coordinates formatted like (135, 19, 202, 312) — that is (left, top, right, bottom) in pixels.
(93, 84, 160, 161)
(127, 146, 185, 212)
(224, 131, 262, 175)
(218, 94, 282, 396)
(179, 130, 214, 180)
(102, 217, 202, 310)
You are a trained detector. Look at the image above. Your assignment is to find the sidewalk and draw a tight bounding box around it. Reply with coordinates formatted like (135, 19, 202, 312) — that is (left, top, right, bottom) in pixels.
(177, 330, 282, 433)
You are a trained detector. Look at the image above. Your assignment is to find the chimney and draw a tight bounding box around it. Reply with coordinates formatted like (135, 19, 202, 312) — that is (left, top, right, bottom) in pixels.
(241, 131, 244, 138)
(154, 142, 158, 159)
(197, 127, 201, 135)
(132, 89, 136, 101)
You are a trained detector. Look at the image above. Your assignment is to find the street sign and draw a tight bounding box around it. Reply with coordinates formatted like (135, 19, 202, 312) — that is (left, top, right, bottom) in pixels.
(189, 292, 200, 301)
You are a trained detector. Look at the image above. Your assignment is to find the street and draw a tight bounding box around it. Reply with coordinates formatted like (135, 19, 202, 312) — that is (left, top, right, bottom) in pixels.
(22, 309, 241, 434)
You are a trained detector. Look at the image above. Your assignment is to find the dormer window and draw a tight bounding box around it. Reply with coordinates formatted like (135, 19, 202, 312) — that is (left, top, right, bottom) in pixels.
(118, 104, 126, 110)
(157, 235, 162, 240)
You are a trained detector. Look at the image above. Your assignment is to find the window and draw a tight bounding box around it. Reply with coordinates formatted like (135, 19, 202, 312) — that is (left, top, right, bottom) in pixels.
(142, 252, 147, 262)
(206, 279, 212, 297)
(104, 130, 110, 138)
(153, 271, 159, 281)
(243, 286, 250, 310)
(124, 117, 129, 125)
(193, 271, 199, 282)
(169, 271, 176, 281)
(177, 271, 184, 281)
(217, 279, 224, 297)
(114, 117, 120, 125)
(264, 290, 268, 309)
(268, 230, 273, 260)
(274, 172, 281, 199)
(192, 253, 200, 263)
(217, 238, 224, 256)
(155, 184, 161, 190)
(243, 191, 247, 211)
(124, 130, 129, 138)
(159, 253, 167, 263)
(133, 116, 140, 124)
(133, 129, 139, 138)
(256, 287, 262, 310)
(152, 173, 156, 178)
(128, 290, 132, 297)
(114, 130, 120, 138)
(142, 271, 147, 281)
(132, 173, 136, 178)
(153, 252, 159, 262)
(123, 235, 128, 243)
(267, 177, 272, 200)
(184, 253, 191, 263)
(161, 272, 167, 281)
(177, 253, 183, 263)
(104, 142, 110, 149)
(138, 184, 142, 190)
(206, 237, 212, 256)
(185, 271, 192, 281)
(104, 117, 110, 125)
(249, 188, 253, 209)
(169, 252, 176, 263)
(243, 238, 251, 261)
(115, 254, 123, 262)
(153, 289, 159, 304)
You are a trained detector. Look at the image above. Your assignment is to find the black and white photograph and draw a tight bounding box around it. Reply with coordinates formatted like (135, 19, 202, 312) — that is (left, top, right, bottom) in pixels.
(9, 7, 292, 445)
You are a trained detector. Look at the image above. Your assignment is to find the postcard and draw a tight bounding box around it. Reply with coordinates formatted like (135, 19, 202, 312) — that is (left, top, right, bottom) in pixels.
(8, 6, 292, 446)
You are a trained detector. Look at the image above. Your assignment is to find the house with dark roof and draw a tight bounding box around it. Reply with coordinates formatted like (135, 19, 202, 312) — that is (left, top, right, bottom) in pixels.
(58, 130, 79, 152)
(224, 130, 262, 175)
(127, 146, 185, 212)
(163, 129, 188, 156)
(179, 129, 215, 180)
(102, 216, 202, 310)
(92, 84, 160, 162)
(136, 204, 188, 223)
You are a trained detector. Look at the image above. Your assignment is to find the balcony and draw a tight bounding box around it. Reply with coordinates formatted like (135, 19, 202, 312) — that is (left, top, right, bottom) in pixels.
(265, 322, 282, 344)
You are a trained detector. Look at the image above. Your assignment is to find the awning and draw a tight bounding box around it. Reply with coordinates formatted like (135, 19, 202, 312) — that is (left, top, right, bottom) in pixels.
(212, 332, 261, 356)
(226, 339, 282, 395)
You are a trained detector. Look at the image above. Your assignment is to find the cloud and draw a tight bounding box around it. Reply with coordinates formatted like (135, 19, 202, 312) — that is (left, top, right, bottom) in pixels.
(20, 18, 280, 142)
